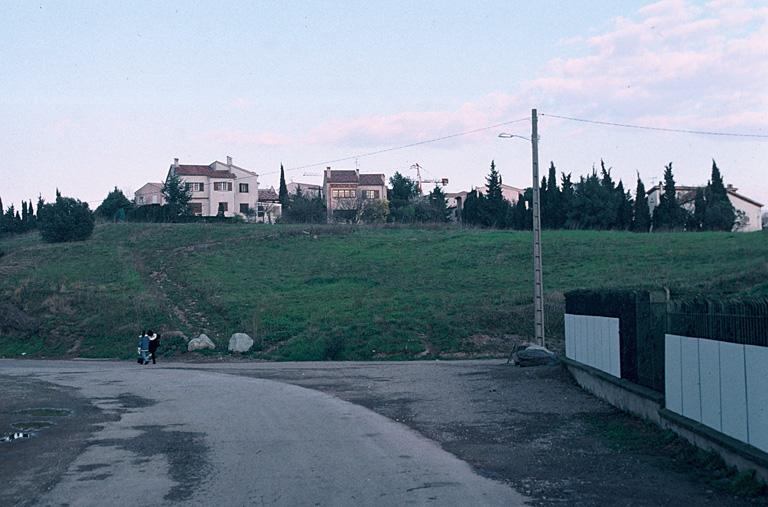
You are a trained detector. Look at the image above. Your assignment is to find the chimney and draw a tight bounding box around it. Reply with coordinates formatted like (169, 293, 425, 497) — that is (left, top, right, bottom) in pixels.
(173, 158, 179, 169)
(227, 156, 232, 167)
(325, 166, 332, 179)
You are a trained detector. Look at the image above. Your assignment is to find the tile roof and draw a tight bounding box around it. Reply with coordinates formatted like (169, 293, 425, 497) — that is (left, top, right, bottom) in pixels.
(359, 173, 385, 185)
(259, 188, 280, 201)
(327, 170, 359, 183)
(174, 164, 236, 179)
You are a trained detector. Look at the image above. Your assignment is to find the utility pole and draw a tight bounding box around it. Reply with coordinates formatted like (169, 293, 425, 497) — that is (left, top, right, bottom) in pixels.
(531, 109, 545, 348)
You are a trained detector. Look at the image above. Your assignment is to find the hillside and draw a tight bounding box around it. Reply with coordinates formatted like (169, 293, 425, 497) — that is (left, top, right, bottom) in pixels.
(1, 224, 766, 360)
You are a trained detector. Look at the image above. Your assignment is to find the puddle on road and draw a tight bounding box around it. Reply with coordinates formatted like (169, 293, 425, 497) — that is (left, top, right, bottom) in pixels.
(15, 408, 72, 417)
(12, 421, 54, 431)
(1, 432, 32, 443)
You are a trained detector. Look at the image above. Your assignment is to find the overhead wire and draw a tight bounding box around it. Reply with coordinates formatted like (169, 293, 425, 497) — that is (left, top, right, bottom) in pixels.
(540, 113, 768, 139)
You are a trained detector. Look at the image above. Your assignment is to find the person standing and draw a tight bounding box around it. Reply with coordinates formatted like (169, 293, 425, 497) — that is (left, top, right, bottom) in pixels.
(148, 330, 160, 365)
(138, 331, 150, 365)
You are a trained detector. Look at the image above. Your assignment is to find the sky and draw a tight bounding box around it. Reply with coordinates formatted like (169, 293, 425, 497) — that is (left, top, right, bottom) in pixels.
(1, 0, 767, 212)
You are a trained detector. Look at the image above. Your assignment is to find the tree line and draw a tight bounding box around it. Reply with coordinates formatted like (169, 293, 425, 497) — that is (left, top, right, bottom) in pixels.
(461, 159, 738, 232)
(2, 158, 741, 238)
(1, 191, 95, 242)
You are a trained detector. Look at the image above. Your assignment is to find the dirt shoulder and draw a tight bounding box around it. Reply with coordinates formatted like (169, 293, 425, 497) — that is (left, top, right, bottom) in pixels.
(186, 360, 766, 506)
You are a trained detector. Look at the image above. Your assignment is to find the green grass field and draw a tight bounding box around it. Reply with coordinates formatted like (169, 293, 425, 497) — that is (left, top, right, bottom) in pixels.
(1, 223, 766, 360)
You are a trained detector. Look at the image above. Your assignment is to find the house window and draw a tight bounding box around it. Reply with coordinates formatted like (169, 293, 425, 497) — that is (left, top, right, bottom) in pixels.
(138, 196, 144, 204)
(362, 190, 380, 199)
(332, 189, 356, 198)
(214, 182, 232, 192)
(239, 203, 249, 214)
(218, 202, 228, 214)
(189, 202, 203, 216)
(239, 183, 249, 193)
(185, 182, 204, 192)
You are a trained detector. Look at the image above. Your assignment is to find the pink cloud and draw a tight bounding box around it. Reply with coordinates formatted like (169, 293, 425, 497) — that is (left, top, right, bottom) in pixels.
(258, 0, 767, 150)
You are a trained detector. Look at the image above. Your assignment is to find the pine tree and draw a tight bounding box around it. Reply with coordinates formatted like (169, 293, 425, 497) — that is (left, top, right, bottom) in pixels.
(652, 162, 686, 231)
(478, 160, 507, 227)
(428, 186, 450, 222)
(568, 169, 603, 229)
(631, 173, 651, 232)
(0, 196, 5, 233)
(96, 187, 132, 221)
(278, 164, 289, 208)
(162, 172, 192, 219)
(702, 160, 735, 231)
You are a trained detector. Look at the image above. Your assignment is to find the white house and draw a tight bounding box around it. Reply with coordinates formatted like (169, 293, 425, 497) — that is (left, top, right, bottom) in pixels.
(134, 182, 165, 206)
(165, 157, 277, 220)
(647, 183, 763, 232)
(287, 181, 321, 198)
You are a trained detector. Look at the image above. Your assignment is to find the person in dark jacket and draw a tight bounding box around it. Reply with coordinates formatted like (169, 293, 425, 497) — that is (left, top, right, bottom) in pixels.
(138, 331, 150, 365)
(148, 330, 160, 364)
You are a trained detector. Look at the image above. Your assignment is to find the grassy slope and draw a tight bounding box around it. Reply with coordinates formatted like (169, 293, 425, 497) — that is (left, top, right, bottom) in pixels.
(0, 223, 766, 360)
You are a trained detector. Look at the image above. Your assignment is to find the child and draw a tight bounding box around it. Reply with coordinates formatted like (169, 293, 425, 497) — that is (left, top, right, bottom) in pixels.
(137, 331, 150, 365)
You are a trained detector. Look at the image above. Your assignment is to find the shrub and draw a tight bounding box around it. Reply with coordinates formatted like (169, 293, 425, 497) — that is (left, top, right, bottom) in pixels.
(38, 191, 95, 242)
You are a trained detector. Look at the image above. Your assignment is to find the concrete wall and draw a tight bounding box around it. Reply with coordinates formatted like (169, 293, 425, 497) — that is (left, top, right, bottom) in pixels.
(565, 314, 621, 378)
(665, 334, 768, 453)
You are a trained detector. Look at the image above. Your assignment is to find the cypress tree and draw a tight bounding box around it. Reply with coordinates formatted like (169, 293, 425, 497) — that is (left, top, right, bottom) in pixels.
(652, 162, 686, 231)
(615, 181, 633, 230)
(631, 173, 651, 232)
(687, 189, 706, 231)
(278, 164, 289, 208)
(543, 162, 561, 228)
(702, 160, 735, 231)
(560, 172, 574, 229)
(461, 189, 482, 225)
(599, 160, 619, 229)
(21, 201, 28, 230)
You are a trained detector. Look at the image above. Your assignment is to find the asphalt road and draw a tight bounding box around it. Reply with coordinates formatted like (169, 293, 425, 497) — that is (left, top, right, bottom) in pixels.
(0, 360, 527, 506)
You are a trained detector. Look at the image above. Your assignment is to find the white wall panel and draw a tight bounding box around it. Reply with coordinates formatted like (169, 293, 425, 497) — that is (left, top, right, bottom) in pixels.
(665, 334, 683, 415)
(681, 336, 702, 422)
(745, 345, 768, 453)
(564, 314, 620, 378)
(608, 318, 620, 377)
(720, 341, 748, 442)
(698, 338, 722, 431)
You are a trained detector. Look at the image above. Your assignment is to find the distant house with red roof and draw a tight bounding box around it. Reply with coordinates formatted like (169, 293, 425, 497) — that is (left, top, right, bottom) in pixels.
(154, 156, 279, 221)
(322, 167, 387, 222)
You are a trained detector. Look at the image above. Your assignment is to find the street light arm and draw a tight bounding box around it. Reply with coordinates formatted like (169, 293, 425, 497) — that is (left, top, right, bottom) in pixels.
(498, 133, 531, 141)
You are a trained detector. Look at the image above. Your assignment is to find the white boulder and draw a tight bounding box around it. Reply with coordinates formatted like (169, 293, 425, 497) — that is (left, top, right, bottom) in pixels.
(228, 333, 254, 353)
(187, 334, 215, 352)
